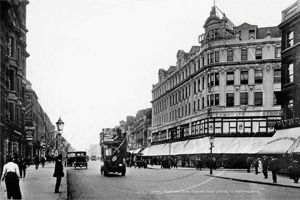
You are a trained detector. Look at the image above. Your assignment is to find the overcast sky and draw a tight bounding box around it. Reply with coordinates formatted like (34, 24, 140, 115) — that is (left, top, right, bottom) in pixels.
(26, 0, 295, 150)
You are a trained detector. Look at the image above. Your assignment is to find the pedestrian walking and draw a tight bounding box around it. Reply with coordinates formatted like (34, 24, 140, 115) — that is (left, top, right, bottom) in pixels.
(262, 156, 269, 179)
(269, 156, 279, 183)
(292, 159, 300, 183)
(258, 158, 263, 173)
(246, 157, 251, 173)
(1, 155, 22, 199)
(20, 156, 27, 178)
(34, 155, 39, 170)
(254, 158, 259, 174)
(53, 154, 64, 193)
(26, 156, 30, 168)
(41, 156, 46, 168)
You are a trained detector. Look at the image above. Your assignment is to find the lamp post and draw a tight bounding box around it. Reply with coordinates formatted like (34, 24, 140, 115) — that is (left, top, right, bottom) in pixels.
(209, 135, 215, 175)
(56, 117, 64, 154)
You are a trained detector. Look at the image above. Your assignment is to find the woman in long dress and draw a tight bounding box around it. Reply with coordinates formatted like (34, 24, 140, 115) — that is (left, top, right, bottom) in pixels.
(258, 158, 263, 173)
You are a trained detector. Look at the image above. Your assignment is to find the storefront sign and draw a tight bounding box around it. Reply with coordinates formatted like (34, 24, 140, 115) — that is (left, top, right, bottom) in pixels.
(276, 118, 300, 129)
(263, 111, 281, 116)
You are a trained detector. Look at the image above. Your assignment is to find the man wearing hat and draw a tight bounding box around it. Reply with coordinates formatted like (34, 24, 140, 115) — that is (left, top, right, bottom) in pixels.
(269, 156, 280, 183)
(262, 156, 269, 179)
(1, 155, 22, 199)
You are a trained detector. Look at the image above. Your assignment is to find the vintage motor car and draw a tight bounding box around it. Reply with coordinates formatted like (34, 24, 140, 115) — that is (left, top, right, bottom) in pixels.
(74, 151, 88, 169)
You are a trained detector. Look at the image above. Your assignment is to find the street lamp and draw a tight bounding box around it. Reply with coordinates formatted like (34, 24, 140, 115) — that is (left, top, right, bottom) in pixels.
(209, 135, 215, 175)
(56, 117, 64, 153)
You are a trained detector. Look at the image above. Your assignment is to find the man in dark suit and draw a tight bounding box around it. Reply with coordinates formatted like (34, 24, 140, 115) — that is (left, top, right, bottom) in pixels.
(262, 156, 269, 179)
(53, 154, 64, 193)
(269, 156, 279, 183)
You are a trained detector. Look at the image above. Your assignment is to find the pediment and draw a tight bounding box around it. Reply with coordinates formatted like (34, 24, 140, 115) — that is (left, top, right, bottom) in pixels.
(189, 46, 200, 54)
(236, 22, 256, 29)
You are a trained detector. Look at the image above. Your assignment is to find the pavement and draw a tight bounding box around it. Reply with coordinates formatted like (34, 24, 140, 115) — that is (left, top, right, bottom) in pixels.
(0, 162, 67, 200)
(147, 165, 300, 189)
(1, 163, 299, 200)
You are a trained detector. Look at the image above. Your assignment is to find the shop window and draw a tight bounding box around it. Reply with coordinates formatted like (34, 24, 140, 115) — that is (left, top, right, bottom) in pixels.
(226, 93, 234, 107)
(240, 71, 248, 85)
(240, 92, 248, 105)
(241, 49, 248, 61)
(255, 70, 263, 84)
(274, 69, 281, 83)
(255, 49, 262, 60)
(227, 72, 234, 85)
(255, 92, 263, 106)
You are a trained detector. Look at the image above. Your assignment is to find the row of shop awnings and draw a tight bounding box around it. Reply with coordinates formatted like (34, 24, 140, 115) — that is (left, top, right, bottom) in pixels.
(138, 127, 300, 156)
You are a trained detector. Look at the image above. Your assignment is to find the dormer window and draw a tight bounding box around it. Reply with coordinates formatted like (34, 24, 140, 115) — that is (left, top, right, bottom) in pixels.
(249, 30, 255, 39)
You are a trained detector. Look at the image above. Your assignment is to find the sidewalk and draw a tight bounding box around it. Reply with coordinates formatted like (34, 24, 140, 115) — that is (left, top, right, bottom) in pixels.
(147, 165, 300, 189)
(0, 162, 67, 200)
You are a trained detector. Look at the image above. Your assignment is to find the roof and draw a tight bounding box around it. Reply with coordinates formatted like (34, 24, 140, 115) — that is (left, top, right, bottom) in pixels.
(257, 26, 281, 39)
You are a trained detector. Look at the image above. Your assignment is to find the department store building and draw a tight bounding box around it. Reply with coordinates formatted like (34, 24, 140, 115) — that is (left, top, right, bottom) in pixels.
(145, 6, 282, 167)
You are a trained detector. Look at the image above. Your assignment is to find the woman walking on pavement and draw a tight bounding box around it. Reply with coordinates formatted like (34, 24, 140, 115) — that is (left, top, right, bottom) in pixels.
(1, 155, 22, 199)
(53, 154, 64, 193)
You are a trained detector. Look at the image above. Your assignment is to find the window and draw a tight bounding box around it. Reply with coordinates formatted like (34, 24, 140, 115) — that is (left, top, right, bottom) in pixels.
(215, 73, 219, 86)
(202, 56, 205, 67)
(249, 30, 255, 39)
(215, 94, 219, 105)
(275, 47, 281, 58)
(288, 63, 294, 83)
(241, 49, 248, 61)
(8, 37, 14, 57)
(255, 49, 262, 60)
(274, 69, 281, 83)
(198, 79, 201, 91)
(210, 73, 214, 87)
(255, 70, 263, 84)
(198, 99, 200, 110)
(227, 72, 234, 85)
(202, 97, 205, 108)
(274, 91, 281, 106)
(287, 30, 294, 48)
(207, 74, 211, 87)
(227, 50, 233, 61)
(202, 77, 205, 90)
(226, 93, 234, 107)
(210, 94, 214, 106)
(215, 51, 219, 63)
(240, 71, 248, 85)
(255, 92, 263, 106)
(194, 82, 197, 94)
(240, 92, 248, 105)
(210, 52, 214, 64)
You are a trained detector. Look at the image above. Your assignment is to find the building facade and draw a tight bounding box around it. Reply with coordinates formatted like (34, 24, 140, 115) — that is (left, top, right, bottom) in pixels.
(150, 6, 282, 166)
(127, 108, 152, 151)
(278, 0, 300, 128)
(0, 0, 30, 170)
(25, 81, 56, 162)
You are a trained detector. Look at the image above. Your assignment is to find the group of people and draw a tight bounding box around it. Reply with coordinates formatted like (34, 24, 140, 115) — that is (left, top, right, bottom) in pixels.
(1, 153, 65, 199)
(252, 156, 300, 184)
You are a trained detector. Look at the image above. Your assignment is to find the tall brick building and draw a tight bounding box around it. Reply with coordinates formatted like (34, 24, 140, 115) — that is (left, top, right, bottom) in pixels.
(0, 0, 30, 170)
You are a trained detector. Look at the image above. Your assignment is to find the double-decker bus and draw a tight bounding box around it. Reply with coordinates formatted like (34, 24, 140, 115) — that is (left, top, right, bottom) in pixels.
(100, 128, 126, 176)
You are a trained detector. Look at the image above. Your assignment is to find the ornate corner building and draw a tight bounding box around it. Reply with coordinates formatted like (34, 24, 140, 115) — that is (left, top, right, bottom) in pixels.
(150, 6, 282, 159)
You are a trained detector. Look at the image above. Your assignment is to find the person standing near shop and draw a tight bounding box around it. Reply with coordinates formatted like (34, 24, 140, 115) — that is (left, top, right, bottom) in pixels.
(53, 154, 64, 193)
(269, 156, 279, 183)
(1, 155, 22, 199)
(20, 156, 27, 178)
(262, 156, 269, 179)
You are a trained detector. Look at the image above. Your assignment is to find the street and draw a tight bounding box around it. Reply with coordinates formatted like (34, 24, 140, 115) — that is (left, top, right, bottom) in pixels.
(67, 161, 300, 200)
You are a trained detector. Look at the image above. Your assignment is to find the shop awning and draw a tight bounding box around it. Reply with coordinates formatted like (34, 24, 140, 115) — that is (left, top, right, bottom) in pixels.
(176, 137, 270, 155)
(132, 148, 143, 154)
(258, 127, 300, 154)
(127, 150, 134, 153)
